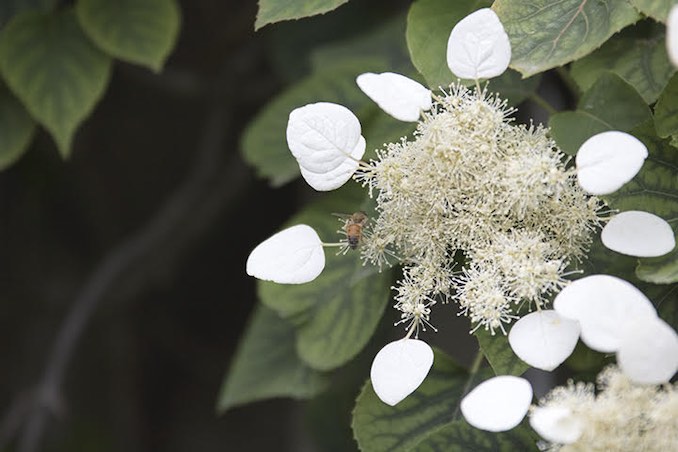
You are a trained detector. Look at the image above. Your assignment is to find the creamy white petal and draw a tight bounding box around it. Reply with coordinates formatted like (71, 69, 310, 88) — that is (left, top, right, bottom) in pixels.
(553, 275, 656, 353)
(617, 316, 678, 385)
(508, 310, 580, 371)
(530, 406, 583, 445)
(668, 5, 678, 67)
(446, 8, 511, 80)
(246, 224, 325, 284)
(461, 376, 532, 432)
(576, 131, 648, 195)
(370, 339, 434, 406)
(602, 210, 675, 257)
(356, 72, 432, 122)
(286, 102, 365, 191)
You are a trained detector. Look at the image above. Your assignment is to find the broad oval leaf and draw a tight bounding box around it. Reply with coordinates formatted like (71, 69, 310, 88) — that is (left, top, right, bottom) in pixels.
(258, 185, 392, 370)
(352, 347, 469, 452)
(617, 315, 678, 384)
(0, 0, 54, 29)
(553, 274, 657, 353)
(570, 24, 675, 103)
(0, 82, 35, 169)
(246, 224, 325, 284)
(508, 310, 580, 372)
(356, 72, 431, 122)
(0, 9, 112, 156)
(474, 327, 528, 376)
(493, 0, 639, 77)
(370, 338, 434, 406)
(631, 0, 678, 22)
(576, 131, 648, 195)
(460, 376, 532, 432)
(76, 0, 180, 72)
(217, 304, 328, 413)
(550, 73, 652, 155)
(255, 0, 350, 30)
(414, 421, 539, 452)
(287, 102, 365, 191)
(654, 73, 678, 138)
(601, 210, 675, 257)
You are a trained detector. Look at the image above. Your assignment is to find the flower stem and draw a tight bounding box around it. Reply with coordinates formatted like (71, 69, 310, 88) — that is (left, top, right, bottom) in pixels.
(528, 93, 558, 115)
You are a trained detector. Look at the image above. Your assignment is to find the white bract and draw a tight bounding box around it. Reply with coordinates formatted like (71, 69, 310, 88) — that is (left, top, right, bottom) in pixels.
(576, 131, 648, 195)
(286, 102, 366, 191)
(356, 72, 432, 122)
(553, 275, 656, 353)
(446, 8, 511, 80)
(460, 376, 532, 432)
(370, 339, 434, 406)
(668, 5, 678, 67)
(617, 316, 678, 385)
(601, 210, 675, 257)
(508, 310, 580, 371)
(246, 224, 325, 284)
(529, 406, 583, 445)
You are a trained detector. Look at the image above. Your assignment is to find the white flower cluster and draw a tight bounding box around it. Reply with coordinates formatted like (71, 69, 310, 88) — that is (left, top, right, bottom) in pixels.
(531, 366, 678, 451)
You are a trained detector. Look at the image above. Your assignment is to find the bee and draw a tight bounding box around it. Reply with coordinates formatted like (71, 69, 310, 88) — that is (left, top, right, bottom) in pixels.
(334, 211, 368, 250)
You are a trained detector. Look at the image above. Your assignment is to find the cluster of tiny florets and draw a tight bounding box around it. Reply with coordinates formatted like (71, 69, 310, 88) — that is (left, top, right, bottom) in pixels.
(356, 85, 603, 334)
(535, 366, 678, 451)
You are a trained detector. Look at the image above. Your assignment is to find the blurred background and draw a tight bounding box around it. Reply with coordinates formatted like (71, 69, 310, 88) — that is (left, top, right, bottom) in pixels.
(0, 1, 560, 451)
(0, 1, 409, 451)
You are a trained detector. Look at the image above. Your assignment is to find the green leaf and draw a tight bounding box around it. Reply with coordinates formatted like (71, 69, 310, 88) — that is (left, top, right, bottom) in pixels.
(413, 421, 538, 452)
(405, 0, 489, 89)
(570, 25, 675, 103)
(493, 0, 639, 77)
(258, 185, 393, 370)
(549, 73, 651, 155)
(488, 70, 541, 106)
(636, 249, 678, 284)
(217, 304, 329, 413)
(0, 0, 54, 29)
(549, 111, 610, 155)
(0, 82, 35, 169)
(0, 10, 112, 156)
(654, 73, 678, 139)
(255, 0, 350, 30)
(629, 0, 678, 22)
(578, 72, 651, 130)
(352, 348, 469, 452)
(241, 60, 410, 187)
(474, 328, 528, 376)
(76, 0, 180, 72)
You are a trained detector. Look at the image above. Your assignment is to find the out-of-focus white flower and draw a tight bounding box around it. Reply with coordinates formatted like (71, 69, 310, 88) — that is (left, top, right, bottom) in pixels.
(286, 102, 365, 191)
(246, 224, 325, 284)
(601, 210, 675, 257)
(553, 274, 656, 353)
(529, 406, 583, 445)
(575, 131, 648, 195)
(508, 310, 580, 371)
(356, 72, 432, 122)
(667, 5, 678, 67)
(531, 367, 678, 450)
(617, 315, 678, 385)
(460, 375, 532, 432)
(370, 338, 434, 406)
(446, 8, 511, 80)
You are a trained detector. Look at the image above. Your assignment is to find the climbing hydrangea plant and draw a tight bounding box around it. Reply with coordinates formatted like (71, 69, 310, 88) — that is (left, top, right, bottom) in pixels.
(223, 1, 678, 451)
